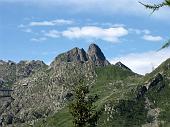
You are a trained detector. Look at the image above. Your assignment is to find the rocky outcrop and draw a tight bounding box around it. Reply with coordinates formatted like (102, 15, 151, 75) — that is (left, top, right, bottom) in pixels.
(87, 43, 110, 66)
(16, 60, 47, 80)
(51, 47, 88, 66)
(0, 79, 4, 88)
(136, 73, 165, 99)
(0, 60, 47, 87)
(0, 60, 16, 86)
(0, 88, 14, 126)
(147, 73, 165, 91)
(136, 86, 147, 99)
(115, 62, 131, 71)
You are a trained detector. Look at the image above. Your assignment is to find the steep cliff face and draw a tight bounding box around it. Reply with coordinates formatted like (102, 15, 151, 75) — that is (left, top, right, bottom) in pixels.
(87, 43, 110, 66)
(50, 47, 88, 67)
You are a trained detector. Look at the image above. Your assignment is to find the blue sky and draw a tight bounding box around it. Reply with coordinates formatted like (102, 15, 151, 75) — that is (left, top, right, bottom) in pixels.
(0, 0, 170, 74)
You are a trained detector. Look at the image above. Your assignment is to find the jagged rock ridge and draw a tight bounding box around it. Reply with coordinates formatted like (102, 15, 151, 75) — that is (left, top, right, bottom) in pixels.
(51, 43, 110, 67)
(0, 60, 47, 87)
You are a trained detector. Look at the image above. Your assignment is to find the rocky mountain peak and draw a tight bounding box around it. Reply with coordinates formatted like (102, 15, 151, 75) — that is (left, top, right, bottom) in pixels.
(67, 47, 88, 62)
(88, 43, 106, 61)
(51, 47, 88, 66)
(115, 61, 131, 71)
(87, 43, 110, 66)
(51, 43, 110, 67)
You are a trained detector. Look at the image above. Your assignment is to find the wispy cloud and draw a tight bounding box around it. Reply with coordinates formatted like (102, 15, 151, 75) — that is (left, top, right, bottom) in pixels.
(129, 28, 150, 35)
(110, 47, 170, 75)
(29, 19, 74, 27)
(18, 19, 74, 28)
(44, 30, 60, 38)
(143, 34, 163, 42)
(128, 28, 163, 42)
(30, 37, 47, 42)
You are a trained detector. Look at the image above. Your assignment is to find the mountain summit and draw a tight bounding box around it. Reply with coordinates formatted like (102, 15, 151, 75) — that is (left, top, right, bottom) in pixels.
(87, 43, 110, 66)
(51, 47, 88, 64)
(51, 43, 110, 67)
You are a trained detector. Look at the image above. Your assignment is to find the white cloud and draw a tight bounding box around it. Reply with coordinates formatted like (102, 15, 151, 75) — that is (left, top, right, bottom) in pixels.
(29, 19, 74, 26)
(129, 28, 151, 35)
(44, 30, 60, 38)
(30, 37, 47, 42)
(110, 47, 170, 75)
(43, 26, 128, 43)
(62, 26, 128, 43)
(143, 35, 163, 42)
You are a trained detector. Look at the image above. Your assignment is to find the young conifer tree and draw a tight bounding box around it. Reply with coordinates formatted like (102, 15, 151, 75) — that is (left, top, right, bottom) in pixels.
(69, 81, 98, 127)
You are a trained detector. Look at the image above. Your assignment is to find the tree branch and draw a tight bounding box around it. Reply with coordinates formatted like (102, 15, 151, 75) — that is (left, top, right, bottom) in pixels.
(139, 0, 170, 13)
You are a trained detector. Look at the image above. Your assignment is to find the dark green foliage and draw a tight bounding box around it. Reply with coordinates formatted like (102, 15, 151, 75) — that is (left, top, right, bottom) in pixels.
(111, 98, 147, 127)
(69, 83, 99, 127)
(97, 98, 147, 127)
(146, 78, 170, 120)
(139, 0, 170, 13)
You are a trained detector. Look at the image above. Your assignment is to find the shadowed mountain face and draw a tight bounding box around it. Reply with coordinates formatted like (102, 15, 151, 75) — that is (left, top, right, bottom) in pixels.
(0, 43, 170, 127)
